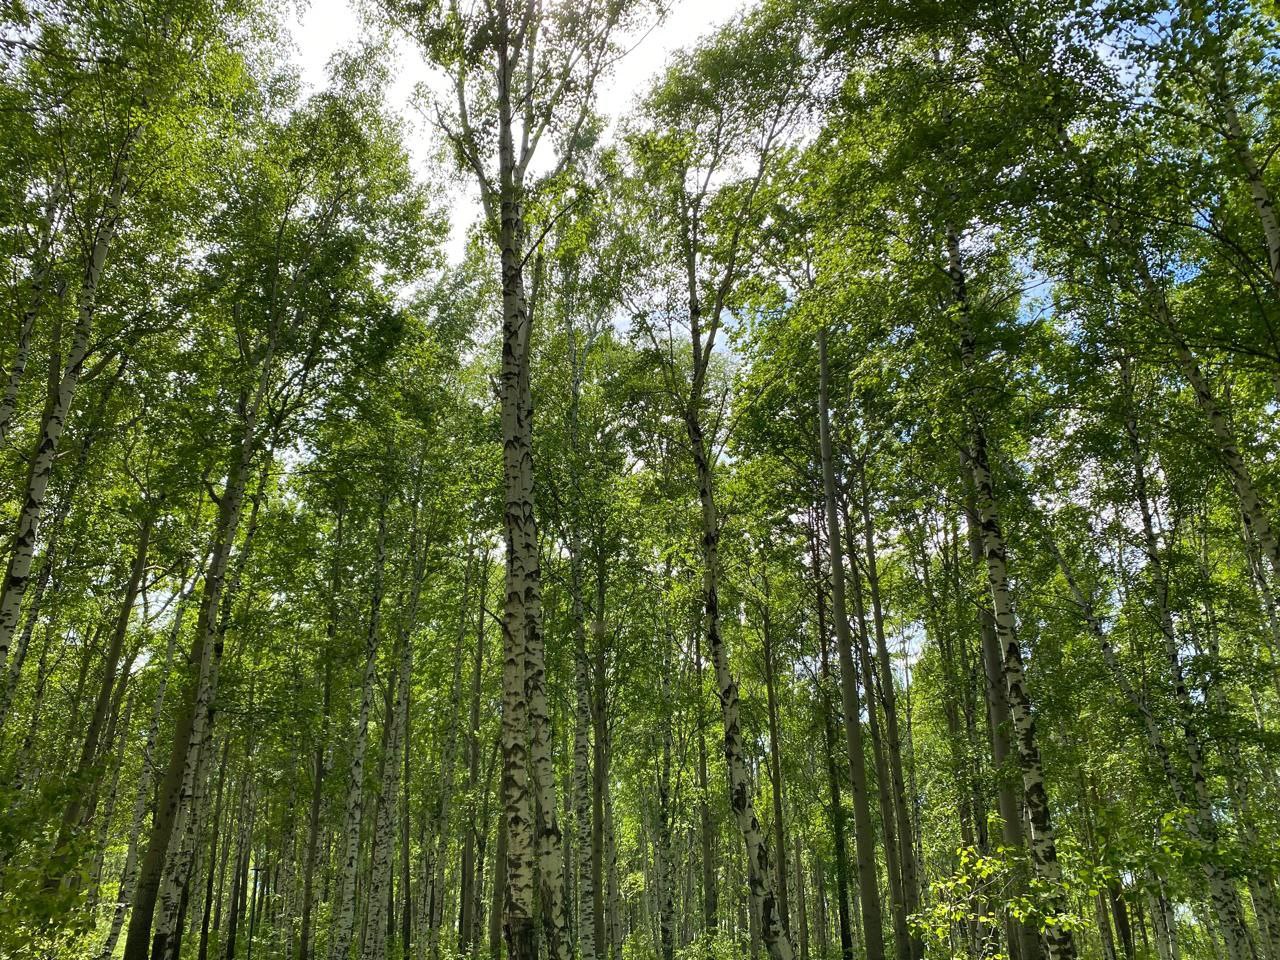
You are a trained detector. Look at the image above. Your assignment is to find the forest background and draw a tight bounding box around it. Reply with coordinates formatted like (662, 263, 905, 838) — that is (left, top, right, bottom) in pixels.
(1, 3, 1278, 960)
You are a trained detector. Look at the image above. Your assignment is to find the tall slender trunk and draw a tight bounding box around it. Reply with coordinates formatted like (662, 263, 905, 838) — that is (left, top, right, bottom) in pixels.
(490, 799, 508, 960)
(401, 675, 413, 960)
(301, 657, 332, 960)
(330, 499, 389, 960)
(302, 506, 343, 960)
(362, 633, 410, 960)
(224, 787, 254, 960)
(816, 327, 884, 960)
(471, 739, 497, 952)
(1213, 67, 1280, 290)
(460, 553, 489, 957)
(605, 771, 623, 960)
(97, 570, 194, 960)
(961, 488, 1040, 960)
(653, 569, 677, 960)
(793, 833, 810, 960)
(685, 402, 793, 960)
(843, 522, 909, 960)
(155, 717, 218, 960)
(0, 169, 126, 677)
(949, 227, 1075, 960)
(856, 482, 921, 956)
(197, 739, 232, 960)
(593, 612, 613, 957)
(571, 547, 598, 960)
(760, 590, 791, 941)
(0, 180, 62, 446)
(89, 676, 137, 908)
(694, 629, 717, 950)
(656, 703, 676, 960)
(562, 295, 598, 960)
(427, 543, 469, 952)
(523, 494, 569, 960)
(494, 14, 543, 949)
(53, 511, 152, 865)
(809, 512, 854, 960)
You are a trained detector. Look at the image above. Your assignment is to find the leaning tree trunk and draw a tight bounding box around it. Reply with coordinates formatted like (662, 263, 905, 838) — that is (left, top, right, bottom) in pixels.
(53, 511, 152, 862)
(1160, 307, 1280, 588)
(124, 297, 280, 960)
(148, 422, 265, 960)
(1213, 66, 1280, 291)
(0, 179, 62, 447)
(950, 227, 1076, 960)
(0, 356, 124, 735)
(816, 328, 886, 960)
(0, 169, 125, 680)
(1120, 367, 1255, 960)
(963, 489, 1042, 960)
(97, 570, 194, 960)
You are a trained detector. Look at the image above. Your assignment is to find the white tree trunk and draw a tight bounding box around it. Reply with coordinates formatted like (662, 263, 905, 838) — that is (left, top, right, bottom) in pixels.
(686, 406, 794, 960)
(1214, 69, 1280, 290)
(950, 227, 1075, 960)
(0, 171, 125, 677)
(362, 636, 409, 960)
(0, 180, 62, 447)
(330, 502, 388, 960)
(571, 555, 597, 960)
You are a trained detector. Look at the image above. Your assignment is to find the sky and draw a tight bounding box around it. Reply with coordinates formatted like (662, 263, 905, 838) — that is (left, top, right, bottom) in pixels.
(286, 0, 749, 257)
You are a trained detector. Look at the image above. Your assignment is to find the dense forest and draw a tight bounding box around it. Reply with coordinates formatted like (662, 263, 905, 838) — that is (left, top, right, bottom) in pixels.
(2, 0, 1279, 959)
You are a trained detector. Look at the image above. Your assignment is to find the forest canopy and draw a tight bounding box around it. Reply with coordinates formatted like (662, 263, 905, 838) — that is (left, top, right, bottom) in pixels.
(1, 2, 1279, 960)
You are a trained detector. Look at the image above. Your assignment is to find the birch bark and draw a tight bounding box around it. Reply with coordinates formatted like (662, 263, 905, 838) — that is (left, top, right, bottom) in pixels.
(949, 227, 1076, 960)
(0, 168, 126, 677)
(0, 180, 62, 447)
(759, 590, 791, 942)
(329, 500, 388, 960)
(362, 633, 410, 960)
(686, 400, 793, 960)
(1213, 67, 1280, 291)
